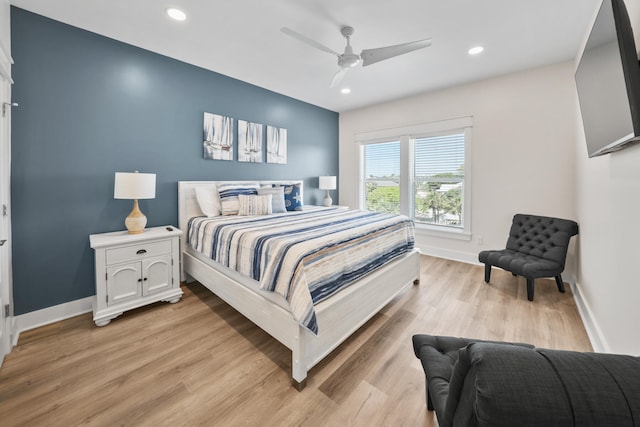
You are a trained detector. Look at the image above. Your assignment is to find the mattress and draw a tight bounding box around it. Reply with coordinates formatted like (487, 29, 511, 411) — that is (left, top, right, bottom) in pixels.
(187, 206, 415, 334)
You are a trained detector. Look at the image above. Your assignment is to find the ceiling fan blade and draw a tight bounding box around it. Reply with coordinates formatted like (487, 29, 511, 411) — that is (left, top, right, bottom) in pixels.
(330, 68, 349, 88)
(360, 38, 432, 67)
(281, 27, 340, 57)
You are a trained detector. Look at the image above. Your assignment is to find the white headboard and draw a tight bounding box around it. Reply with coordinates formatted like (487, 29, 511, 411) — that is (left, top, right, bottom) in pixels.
(177, 180, 304, 236)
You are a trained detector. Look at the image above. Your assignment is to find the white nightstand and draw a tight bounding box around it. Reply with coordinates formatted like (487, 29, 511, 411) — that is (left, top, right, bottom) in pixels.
(89, 226, 183, 327)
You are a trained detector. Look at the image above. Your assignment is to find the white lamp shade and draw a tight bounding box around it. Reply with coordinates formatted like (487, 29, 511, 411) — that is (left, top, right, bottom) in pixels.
(319, 176, 337, 190)
(114, 172, 156, 200)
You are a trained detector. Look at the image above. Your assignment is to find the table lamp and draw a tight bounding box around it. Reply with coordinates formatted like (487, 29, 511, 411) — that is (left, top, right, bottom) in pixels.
(114, 171, 156, 234)
(319, 176, 337, 207)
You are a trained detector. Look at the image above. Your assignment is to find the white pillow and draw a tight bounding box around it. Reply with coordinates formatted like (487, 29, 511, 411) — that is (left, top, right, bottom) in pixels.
(194, 185, 221, 217)
(238, 194, 272, 216)
(258, 186, 286, 213)
(217, 182, 260, 215)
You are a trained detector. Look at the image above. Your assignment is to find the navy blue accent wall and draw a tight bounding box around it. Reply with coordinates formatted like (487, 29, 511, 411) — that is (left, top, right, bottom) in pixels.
(10, 8, 339, 315)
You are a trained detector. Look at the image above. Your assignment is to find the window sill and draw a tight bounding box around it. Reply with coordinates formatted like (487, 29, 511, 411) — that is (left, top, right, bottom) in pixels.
(414, 223, 471, 241)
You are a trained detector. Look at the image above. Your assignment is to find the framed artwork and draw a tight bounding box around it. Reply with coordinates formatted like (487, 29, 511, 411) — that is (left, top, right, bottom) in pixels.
(238, 120, 263, 163)
(267, 125, 287, 164)
(203, 112, 233, 160)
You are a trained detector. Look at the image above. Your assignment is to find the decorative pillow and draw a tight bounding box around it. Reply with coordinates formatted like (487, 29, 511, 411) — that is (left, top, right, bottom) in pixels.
(258, 186, 286, 213)
(217, 182, 259, 215)
(238, 194, 273, 216)
(282, 183, 303, 211)
(194, 185, 221, 217)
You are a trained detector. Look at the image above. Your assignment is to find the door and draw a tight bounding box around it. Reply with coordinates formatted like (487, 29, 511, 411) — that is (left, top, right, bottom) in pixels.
(106, 263, 143, 306)
(0, 0, 13, 368)
(0, 60, 12, 366)
(142, 255, 172, 295)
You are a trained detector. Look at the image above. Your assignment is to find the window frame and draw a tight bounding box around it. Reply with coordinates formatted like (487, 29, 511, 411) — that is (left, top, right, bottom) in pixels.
(357, 117, 472, 240)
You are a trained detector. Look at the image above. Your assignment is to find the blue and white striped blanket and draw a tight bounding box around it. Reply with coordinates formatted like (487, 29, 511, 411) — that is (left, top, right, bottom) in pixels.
(188, 207, 415, 334)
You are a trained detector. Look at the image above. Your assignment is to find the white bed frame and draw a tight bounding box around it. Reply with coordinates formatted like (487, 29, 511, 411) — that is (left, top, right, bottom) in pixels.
(178, 180, 420, 390)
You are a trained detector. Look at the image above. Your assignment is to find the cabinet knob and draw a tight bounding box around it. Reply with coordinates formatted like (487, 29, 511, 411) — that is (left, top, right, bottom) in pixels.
(143, 277, 148, 281)
(136, 249, 147, 255)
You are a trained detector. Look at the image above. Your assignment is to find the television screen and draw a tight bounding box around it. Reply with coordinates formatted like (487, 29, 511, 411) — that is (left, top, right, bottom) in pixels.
(575, 0, 640, 157)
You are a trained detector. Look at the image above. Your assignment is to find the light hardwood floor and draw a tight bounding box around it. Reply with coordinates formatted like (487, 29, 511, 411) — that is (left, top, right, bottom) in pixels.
(0, 256, 592, 426)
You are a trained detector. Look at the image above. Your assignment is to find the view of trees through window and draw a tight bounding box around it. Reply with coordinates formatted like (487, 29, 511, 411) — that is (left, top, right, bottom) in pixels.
(363, 141, 401, 214)
(363, 133, 465, 228)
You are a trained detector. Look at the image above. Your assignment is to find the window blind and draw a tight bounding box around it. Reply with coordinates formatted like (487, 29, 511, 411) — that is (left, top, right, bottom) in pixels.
(414, 133, 465, 227)
(363, 141, 401, 214)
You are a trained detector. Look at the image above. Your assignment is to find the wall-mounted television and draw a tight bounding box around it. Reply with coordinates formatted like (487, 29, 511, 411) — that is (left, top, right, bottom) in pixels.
(575, 0, 640, 158)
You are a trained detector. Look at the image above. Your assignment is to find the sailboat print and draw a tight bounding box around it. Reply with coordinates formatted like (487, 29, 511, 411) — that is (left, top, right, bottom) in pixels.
(238, 120, 263, 162)
(267, 125, 287, 164)
(203, 112, 234, 160)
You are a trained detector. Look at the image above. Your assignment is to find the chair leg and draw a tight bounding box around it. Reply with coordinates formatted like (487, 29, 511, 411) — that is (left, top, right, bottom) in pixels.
(526, 278, 534, 301)
(555, 275, 566, 293)
(484, 263, 492, 283)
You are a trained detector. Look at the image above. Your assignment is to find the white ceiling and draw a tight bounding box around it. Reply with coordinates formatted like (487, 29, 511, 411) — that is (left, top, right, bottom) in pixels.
(10, 0, 601, 112)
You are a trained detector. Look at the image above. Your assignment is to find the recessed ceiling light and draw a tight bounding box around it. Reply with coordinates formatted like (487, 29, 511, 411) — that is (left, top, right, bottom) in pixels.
(166, 8, 186, 21)
(468, 46, 484, 55)
(341, 88, 351, 94)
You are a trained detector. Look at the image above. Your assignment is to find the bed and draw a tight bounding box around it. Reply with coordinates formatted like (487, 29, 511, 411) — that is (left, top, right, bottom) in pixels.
(178, 180, 420, 389)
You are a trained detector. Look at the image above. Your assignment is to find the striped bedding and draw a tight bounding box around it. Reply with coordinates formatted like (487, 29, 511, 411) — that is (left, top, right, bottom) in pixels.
(188, 207, 415, 334)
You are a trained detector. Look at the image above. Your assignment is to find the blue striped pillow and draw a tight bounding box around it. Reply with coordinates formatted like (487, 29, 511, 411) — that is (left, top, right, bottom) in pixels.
(217, 182, 259, 215)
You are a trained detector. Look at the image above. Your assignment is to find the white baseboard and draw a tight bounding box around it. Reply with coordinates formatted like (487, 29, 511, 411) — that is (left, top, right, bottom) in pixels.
(12, 296, 93, 347)
(569, 280, 608, 353)
(417, 245, 480, 265)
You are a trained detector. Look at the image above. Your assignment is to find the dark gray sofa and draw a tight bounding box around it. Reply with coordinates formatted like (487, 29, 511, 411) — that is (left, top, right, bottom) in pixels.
(412, 334, 640, 427)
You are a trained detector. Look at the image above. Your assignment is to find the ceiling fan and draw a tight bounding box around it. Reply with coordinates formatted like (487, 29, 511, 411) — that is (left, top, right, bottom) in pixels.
(281, 26, 432, 88)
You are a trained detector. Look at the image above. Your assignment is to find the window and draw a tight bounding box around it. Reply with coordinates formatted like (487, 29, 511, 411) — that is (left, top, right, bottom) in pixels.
(414, 133, 465, 228)
(358, 117, 471, 239)
(363, 141, 400, 214)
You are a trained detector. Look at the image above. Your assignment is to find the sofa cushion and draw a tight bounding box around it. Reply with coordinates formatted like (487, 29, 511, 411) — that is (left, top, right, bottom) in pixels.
(537, 349, 640, 426)
(413, 334, 640, 427)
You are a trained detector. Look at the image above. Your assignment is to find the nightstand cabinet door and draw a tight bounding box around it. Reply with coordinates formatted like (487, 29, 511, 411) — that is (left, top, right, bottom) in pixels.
(106, 263, 143, 306)
(143, 255, 172, 295)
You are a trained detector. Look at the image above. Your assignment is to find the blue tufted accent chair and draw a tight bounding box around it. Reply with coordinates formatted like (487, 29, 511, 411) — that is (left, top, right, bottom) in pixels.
(478, 214, 579, 301)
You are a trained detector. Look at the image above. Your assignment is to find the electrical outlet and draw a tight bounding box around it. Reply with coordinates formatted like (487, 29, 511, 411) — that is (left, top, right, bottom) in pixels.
(477, 236, 483, 245)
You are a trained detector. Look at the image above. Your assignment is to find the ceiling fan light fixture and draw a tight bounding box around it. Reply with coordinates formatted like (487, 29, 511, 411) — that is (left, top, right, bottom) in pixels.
(166, 8, 187, 21)
(338, 54, 360, 68)
(468, 46, 484, 55)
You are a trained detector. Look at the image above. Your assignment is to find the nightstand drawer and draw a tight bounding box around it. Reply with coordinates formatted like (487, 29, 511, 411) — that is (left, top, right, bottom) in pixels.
(106, 240, 172, 265)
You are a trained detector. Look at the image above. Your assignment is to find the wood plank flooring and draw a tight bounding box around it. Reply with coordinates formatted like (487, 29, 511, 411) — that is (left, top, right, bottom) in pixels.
(0, 256, 592, 426)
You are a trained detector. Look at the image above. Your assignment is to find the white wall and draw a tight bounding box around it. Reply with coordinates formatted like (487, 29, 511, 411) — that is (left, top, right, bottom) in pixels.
(340, 62, 578, 267)
(573, 0, 640, 355)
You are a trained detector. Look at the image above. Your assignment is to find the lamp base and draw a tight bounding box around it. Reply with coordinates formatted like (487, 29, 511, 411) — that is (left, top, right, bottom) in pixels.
(125, 199, 147, 234)
(323, 191, 333, 207)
